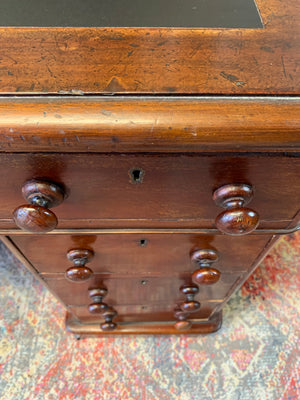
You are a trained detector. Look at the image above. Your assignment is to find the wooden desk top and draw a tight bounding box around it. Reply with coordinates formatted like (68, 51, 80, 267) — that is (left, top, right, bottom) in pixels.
(0, 0, 298, 95)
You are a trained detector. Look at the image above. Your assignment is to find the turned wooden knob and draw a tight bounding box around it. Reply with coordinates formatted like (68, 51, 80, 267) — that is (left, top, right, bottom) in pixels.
(13, 179, 65, 233)
(174, 307, 192, 331)
(101, 307, 118, 331)
(213, 183, 259, 235)
(65, 249, 94, 282)
(88, 287, 109, 313)
(175, 320, 192, 330)
(180, 284, 200, 313)
(191, 249, 221, 285)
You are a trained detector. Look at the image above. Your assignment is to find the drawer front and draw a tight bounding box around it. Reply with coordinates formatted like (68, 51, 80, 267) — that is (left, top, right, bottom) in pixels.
(68, 302, 221, 323)
(12, 233, 273, 274)
(1, 153, 300, 227)
(44, 273, 242, 306)
(11, 232, 273, 323)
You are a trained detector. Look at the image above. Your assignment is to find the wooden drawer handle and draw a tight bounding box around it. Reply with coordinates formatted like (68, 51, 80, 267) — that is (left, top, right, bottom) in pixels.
(174, 307, 192, 331)
(88, 287, 109, 313)
(65, 249, 94, 282)
(191, 249, 221, 285)
(13, 179, 65, 233)
(213, 183, 259, 235)
(88, 287, 118, 331)
(179, 284, 200, 313)
(101, 307, 118, 331)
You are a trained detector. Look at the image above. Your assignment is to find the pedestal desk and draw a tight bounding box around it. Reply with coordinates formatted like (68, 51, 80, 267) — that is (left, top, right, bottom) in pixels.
(0, 0, 299, 336)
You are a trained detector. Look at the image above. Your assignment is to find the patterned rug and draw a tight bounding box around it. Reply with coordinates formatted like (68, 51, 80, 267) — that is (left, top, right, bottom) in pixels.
(0, 233, 299, 400)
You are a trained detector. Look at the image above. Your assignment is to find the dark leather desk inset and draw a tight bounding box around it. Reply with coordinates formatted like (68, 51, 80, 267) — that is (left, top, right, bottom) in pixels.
(0, 0, 263, 28)
(0, 0, 299, 337)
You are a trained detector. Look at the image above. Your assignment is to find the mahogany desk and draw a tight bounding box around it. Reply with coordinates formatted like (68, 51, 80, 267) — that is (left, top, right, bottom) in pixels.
(0, 0, 299, 336)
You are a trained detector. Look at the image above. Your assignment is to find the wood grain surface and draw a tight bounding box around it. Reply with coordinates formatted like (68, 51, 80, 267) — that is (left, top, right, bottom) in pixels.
(0, 97, 299, 153)
(43, 274, 241, 306)
(68, 302, 221, 323)
(66, 311, 223, 335)
(11, 233, 272, 274)
(1, 153, 299, 227)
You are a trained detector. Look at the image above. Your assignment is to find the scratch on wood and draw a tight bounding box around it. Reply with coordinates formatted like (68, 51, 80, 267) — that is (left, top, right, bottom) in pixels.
(260, 46, 274, 53)
(157, 40, 168, 46)
(220, 71, 246, 87)
(150, 118, 158, 134)
(47, 66, 54, 77)
(281, 56, 287, 78)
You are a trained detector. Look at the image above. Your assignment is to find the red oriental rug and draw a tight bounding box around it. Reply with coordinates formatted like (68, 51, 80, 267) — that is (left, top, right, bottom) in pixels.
(0, 233, 299, 400)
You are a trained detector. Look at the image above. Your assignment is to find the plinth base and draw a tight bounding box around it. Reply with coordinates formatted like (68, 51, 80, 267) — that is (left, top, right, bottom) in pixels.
(66, 311, 222, 338)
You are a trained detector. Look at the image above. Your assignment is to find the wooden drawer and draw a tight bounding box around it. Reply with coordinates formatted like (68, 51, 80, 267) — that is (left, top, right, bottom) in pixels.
(44, 273, 242, 305)
(1, 153, 300, 229)
(68, 302, 221, 323)
(12, 233, 274, 274)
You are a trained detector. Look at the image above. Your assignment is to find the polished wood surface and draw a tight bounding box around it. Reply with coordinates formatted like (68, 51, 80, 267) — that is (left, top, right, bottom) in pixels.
(10, 231, 278, 332)
(66, 311, 223, 336)
(65, 248, 94, 282)
(44, 273, 242, 306)
(0, 0, 298, 335)
(0, 235, 223, 333)
(0, 153, 299, 228)
(21, 179, 65, 208)
(101, 307, 118, 332)
(190, 248, 221, 285)
(13, 205, 58, 233)
(174, 320, 192, 331)
(69, 302, 221, 323)
(88, 287, 109, 314)
(179, 284, 201, 313)
(2, 230, 281, 335)
(191, 249, 219, 265)
(190, 248, 221, 284)
(213, 183, 259, 235)
(0, 97, 299, 153)
(65, 265, 93, 282)
(174, 308, 192, 331)
(13, 179, 65, 233)
(12, 233, 275, 274)
(192, 268, 221, 286)
(67, 248, 94, 264)
(0, 0, 298, 95)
